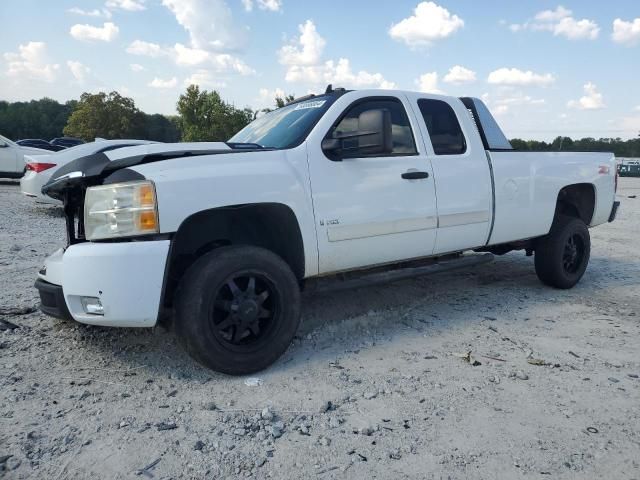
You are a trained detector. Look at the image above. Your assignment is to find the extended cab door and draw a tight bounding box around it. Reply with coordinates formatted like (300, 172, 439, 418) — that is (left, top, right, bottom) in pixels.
(407, 94, 493, 254)
(306, 93, 438, 274)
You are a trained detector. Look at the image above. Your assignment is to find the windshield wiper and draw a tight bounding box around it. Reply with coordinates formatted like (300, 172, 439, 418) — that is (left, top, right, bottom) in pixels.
(226, 142, 265, 150)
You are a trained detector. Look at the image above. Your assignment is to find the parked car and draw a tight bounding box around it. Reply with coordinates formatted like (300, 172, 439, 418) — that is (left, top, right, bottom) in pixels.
(20, 139, 158, 204)
(50, 137, 84, 149)
(16, 139, 65, 152)
(618, 163, 640, 177)
(0, 134, 50, 178)
(35, 88, 619, 375)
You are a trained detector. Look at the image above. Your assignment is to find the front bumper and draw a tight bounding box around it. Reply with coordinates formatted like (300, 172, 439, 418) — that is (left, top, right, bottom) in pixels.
(36, 240, 170, 327)
(34, 278, 72, 320)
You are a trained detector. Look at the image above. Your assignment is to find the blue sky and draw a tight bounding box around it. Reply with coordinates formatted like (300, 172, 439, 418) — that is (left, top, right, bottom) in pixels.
(1, 0, 639, 140)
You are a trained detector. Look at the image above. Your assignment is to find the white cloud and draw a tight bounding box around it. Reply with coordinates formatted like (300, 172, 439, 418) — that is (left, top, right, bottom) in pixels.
(126, 40, 254, 75)
(126, 40, 165, 57)
(612, 18, 640, 46)
(278, 20, 325, 66)
(67, 7, 112, 19)
(487, 68, 555, 87)
(415, 72, 442, 93)
(67, 60, 91, 83)
(534, 6, 571, 22)
(129, 63, 145, 72)
(552, 17, 600, 40)
(509, 5, 599, 40)
(3, 42, 60, 83)
(209, 53, 254, 75)
(279, 20, 393, 89)
(243, 0, 282, 11)
(568, 82, 605, 110)
(105, 0, 145, 11)
(184, 70, 227, 89)
(257, 0, 282, 11)
(635, 105, 640, 112)
(70, 22, 119, 42)
(443, 65, 476, 85)
(482, 91, 546, 116)
(149, 77, 178, 88)
(161, 0, 247, 52)
(323, 58, 395, 89)
(173, 43, 211, 66)
(132, 0, 255, 78)
(389, 2, 464, 47)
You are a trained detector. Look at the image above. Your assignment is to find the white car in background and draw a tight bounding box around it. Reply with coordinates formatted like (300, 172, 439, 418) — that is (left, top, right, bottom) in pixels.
(21, 139, 157, 204)
(0, 134, 50, 178)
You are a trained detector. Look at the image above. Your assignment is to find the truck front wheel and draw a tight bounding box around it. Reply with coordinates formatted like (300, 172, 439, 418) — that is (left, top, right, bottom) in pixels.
(534, 216, 590, 289)
(174, 245, 301, 375)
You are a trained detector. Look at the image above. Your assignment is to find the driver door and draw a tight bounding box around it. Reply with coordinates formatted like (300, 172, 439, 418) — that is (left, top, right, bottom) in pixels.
(306, 94, 438, 274)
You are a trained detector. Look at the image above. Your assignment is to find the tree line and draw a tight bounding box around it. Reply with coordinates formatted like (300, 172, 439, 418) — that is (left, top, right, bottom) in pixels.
(510, 137, 640, 158)
(0, 85, 287, 144)
(1, 87, 639, 157)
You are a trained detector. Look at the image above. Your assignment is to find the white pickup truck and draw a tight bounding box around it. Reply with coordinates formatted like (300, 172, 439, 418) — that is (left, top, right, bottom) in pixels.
(35, 87, 619, 375)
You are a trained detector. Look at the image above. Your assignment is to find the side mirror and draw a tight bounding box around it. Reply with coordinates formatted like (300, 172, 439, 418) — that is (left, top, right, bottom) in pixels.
(0, 141, 7, 148)
(322, 108, 392, 160)
(352, 109, 392, 157)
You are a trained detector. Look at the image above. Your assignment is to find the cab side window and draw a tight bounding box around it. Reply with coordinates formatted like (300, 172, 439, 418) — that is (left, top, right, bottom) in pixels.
(418, 99, 467, 155)
(330, 98, 417, 156)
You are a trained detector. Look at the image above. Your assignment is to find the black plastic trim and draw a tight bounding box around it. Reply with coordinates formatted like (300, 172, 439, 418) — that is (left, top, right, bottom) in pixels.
(608, 201, 620, 222)
(34, 278, 73, 321)
(0, 171, 25, 179)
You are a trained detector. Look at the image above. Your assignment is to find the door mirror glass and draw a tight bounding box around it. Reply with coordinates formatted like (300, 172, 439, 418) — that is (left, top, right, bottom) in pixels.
(323, 108, 393, 160)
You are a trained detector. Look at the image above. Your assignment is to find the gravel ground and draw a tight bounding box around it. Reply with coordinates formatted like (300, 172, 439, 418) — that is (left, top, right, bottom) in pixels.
(1, 178, 639, 479)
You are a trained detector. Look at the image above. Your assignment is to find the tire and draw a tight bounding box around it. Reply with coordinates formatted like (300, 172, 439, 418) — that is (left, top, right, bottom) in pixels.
(174, 245, 301, 375)
(534, 216, 590, 289)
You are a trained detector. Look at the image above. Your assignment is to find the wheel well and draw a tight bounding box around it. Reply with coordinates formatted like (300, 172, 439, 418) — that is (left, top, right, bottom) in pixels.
(162, 203, 305, 311)
(554, 184, 595, 225)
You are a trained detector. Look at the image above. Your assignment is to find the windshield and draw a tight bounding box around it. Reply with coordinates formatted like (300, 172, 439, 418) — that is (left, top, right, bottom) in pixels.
(229, 95, 336, 149)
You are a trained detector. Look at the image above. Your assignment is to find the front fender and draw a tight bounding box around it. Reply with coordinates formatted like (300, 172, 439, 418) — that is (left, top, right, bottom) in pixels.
(132, 145, 319, 277)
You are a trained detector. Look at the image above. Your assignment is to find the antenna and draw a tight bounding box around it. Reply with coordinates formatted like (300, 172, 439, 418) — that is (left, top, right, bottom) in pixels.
(325, 84, 333, 94)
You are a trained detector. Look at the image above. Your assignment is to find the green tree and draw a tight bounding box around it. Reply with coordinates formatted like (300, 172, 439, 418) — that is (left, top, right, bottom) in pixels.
(262, 93, 296, 114)
(142, 113, 181, 142)
(63, 91, 145, 141)
(0, 98, 75, 140)
(274, 94, 295, 108)
(176, 85, 254, 141)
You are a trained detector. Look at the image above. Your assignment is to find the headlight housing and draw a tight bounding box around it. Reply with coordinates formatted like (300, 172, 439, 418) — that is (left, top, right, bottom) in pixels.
(84, 180, 159, 240)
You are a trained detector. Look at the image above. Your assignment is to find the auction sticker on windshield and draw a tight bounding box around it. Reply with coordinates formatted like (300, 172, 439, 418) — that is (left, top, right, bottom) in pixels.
(294, 100, 326, 110)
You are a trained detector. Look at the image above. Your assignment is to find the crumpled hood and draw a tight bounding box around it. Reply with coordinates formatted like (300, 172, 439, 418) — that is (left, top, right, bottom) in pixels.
(41, 142, 262, 201)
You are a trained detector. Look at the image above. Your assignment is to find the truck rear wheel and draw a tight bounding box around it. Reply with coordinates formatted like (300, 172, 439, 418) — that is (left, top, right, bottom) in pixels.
(534, 216, 590, 289)
(174, 245, 301, 375)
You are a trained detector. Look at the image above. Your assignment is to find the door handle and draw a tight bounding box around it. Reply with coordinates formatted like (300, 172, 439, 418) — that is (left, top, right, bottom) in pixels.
(401, 170, 429, 180)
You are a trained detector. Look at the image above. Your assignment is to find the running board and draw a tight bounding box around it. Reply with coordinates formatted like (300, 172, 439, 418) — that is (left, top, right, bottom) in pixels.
(305, 252, 494, 294)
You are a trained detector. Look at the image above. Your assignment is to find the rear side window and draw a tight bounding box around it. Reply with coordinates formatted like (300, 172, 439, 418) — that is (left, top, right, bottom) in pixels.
(417, 99, 467, 155)
(331, 98, 417, 155)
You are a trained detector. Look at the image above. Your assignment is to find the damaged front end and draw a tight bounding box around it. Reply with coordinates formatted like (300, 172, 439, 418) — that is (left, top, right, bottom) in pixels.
(41, 148, 236, 245)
